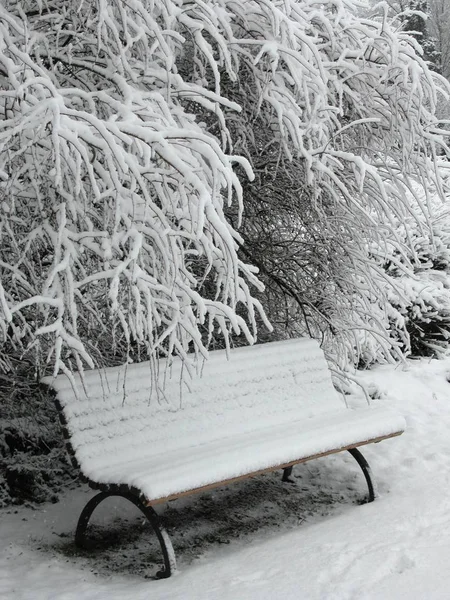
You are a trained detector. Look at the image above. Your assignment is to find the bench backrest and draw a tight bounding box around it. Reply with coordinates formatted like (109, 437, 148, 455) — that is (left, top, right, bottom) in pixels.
(43, 338, 343, 471)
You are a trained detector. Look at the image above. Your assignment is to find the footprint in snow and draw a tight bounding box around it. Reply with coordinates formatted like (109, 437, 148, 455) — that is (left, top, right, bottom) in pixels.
(394, 553, 415, 574)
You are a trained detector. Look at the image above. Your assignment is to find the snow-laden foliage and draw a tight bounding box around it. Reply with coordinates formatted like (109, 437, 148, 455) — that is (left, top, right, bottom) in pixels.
(219, 0, 450, 367)
(323, 195, 450, 367)
(0, 0, 449, 376)
(370, 207, 450, 360)
(367, 0, 450, 79)
(0, 0, 272, 377)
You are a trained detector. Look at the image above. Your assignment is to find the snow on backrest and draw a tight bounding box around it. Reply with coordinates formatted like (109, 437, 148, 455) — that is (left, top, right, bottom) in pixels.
(43, 338, 344, 468)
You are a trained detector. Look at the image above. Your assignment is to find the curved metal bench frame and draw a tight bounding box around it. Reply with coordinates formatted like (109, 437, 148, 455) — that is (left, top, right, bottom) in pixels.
(75, 446, 375, 579)
(75, 491, 176, 579)
(347, 447, 376, 502)
(282, 447, 376, 503)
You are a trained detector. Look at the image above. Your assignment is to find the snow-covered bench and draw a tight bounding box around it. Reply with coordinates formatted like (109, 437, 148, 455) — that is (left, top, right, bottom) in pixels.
(42, 338, 405, 579)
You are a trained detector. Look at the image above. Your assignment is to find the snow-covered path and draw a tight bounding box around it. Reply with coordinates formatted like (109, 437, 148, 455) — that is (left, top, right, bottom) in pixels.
(2, 357, 450, 599)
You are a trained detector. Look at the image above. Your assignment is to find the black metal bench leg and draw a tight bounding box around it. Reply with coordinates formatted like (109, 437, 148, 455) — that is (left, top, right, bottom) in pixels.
(75, 491, 176, 578)
(282, 466, 294, 482)
(347, 448, 377, 503)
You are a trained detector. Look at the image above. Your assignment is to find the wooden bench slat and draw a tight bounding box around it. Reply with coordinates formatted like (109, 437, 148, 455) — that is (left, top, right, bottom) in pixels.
(71, 405, 404, 502)
(146, 430, 403, 506)
(43, 340, 348, 467)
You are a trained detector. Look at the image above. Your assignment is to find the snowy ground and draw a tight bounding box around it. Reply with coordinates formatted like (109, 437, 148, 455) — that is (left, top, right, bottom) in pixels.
(2, 356, 450, 599)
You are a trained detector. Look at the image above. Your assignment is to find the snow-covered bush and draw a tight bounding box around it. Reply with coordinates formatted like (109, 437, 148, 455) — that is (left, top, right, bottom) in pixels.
(0, 0, 271, 378)
(0, 354, 76, 506)
(329, 202, 450, 367)
(1, 0, 449, 378)
(377, 208, 450, 358)
(222, 0, 450, 367)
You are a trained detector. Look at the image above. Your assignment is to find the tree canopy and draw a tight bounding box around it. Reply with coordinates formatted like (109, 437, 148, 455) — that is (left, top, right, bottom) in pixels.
(1, 0, 449, 378)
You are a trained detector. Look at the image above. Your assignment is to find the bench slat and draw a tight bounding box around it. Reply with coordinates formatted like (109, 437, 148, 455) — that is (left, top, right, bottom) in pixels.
(76, 405, 403, 502)
(44, 340, 341, 463)
(145, 430, 402, 506)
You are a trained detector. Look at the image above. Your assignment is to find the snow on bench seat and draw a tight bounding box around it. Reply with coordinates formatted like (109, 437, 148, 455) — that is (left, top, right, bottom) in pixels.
(42, 338, 405, 503)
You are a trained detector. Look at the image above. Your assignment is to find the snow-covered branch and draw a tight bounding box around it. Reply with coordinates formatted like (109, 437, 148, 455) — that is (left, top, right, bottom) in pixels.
(1, 0, 449, 375)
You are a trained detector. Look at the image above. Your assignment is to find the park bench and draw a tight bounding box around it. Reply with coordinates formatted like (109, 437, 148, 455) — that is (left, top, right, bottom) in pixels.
(42, 337, 405, 579)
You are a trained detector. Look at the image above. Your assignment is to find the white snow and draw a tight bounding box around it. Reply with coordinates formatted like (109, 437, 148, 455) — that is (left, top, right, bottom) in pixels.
(4, 356, 450, 598)
(41, 339, 404, 501)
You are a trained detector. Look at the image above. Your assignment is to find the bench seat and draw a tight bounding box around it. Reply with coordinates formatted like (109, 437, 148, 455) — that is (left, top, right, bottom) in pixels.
(81, 406, 404, 503)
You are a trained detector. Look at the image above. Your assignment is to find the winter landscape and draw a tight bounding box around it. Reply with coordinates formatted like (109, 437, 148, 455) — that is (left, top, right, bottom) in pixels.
(3, 357, 450, 599)
(3, 0, 450, 598)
